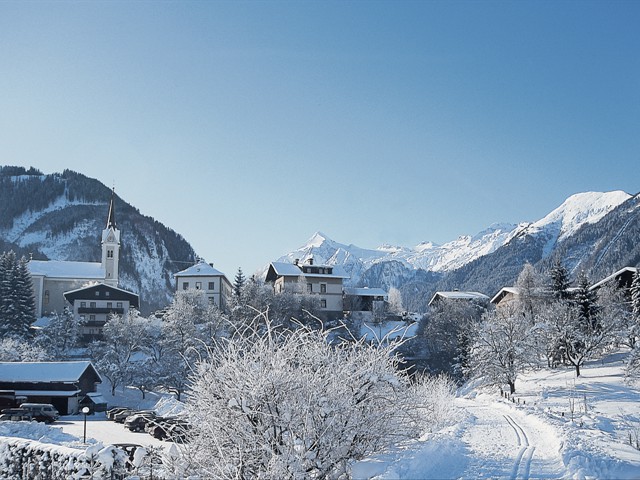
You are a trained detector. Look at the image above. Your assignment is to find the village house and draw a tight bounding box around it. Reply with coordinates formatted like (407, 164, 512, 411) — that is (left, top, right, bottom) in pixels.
(173, 261, 232, 311)
(64, 283, 140, 343)
(265, 258, 348, 320)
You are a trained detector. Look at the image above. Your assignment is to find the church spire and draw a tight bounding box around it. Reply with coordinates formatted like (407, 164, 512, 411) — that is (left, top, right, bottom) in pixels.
(106, 188, 117, 229)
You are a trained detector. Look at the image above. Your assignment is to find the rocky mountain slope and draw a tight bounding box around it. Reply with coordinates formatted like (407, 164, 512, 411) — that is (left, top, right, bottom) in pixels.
(272, 190, 638, 311)
(0, 167, 197, 314)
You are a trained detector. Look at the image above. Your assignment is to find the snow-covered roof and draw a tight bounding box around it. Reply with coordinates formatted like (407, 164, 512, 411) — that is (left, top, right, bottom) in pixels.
(590, 266, 638, 291)
(174, 262, 226, 277)
(0, 361, 101, 383)
(429, 291, 489, 306)
(63, 283, 138, 297)
(267, 262, 349, 280)
(28, 260, 104, 279)
(344, 287, 388, 297)
(490, 287, 520, 304)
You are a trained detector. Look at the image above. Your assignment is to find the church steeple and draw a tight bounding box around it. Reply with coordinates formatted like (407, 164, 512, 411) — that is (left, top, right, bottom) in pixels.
(106, 188, 117, 229)
(101, 188, 120, 287)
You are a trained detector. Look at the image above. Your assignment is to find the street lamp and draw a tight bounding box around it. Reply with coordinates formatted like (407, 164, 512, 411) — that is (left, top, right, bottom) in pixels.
(82, 406, 90, 443)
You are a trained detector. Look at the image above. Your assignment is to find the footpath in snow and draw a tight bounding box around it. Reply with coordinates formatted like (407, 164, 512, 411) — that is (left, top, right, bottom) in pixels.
(353, 351, 640, 479)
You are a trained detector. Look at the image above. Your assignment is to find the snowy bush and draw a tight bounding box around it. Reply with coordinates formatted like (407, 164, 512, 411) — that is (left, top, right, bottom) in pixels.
(0, 437, 129, 479)
(185, 313, 424, 479)
(410, 374, 458, 433)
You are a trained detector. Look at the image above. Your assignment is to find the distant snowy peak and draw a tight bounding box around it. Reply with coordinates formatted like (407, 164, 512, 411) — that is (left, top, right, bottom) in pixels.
(528, 191, 631, 240)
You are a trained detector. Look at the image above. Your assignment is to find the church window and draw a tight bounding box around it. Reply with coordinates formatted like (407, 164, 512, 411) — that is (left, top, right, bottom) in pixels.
(107, 250, 114, 258)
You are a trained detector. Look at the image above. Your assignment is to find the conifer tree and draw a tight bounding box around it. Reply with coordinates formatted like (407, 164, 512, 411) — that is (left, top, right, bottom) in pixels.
(233, 267, 246, 298)
(550, 258, 570, 301)
(0, 251, 35, 338)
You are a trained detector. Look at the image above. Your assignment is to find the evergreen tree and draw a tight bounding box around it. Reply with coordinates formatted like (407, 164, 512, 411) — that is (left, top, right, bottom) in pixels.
(631, 270, 640, 325)
(549, 258, 570, 301)
(574, 271, 600, 333)
(0, 251, 35, 339)
(233, 267, 246, 298)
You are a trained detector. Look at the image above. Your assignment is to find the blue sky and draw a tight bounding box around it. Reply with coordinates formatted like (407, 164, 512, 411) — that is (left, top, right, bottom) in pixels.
(1, 1, 639, 276)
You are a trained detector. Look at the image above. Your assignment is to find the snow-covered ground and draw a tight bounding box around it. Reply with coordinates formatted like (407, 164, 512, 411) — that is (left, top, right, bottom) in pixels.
(2, 350, 640, 478)
(353, 349, 640, 479)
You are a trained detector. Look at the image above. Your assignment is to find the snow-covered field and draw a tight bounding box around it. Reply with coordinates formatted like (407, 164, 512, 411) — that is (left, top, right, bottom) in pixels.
(353, 349, 640, 479)
(2, 350, 640, 478)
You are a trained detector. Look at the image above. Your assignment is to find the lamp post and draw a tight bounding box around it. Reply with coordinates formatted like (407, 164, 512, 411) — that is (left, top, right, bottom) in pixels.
(82, 406, 90, 443)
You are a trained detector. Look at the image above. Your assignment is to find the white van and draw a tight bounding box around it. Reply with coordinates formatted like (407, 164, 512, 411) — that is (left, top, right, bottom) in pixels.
(20, 403, 59, 423)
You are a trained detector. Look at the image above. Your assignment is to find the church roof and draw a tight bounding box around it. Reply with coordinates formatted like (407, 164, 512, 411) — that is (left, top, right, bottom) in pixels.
(28, 260, 105, 279)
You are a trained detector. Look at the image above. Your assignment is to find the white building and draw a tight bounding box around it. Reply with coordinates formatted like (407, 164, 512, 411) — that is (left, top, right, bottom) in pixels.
(265, 258, 349, 319)
(173, 261, 232, 311)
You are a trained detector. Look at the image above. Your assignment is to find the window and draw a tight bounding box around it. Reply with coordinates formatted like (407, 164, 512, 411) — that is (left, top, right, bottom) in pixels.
(80, 302, 86, 308)
(89, 315, 96, 321)
(105, 291, 110, 297)
(107, 250, 113, 258)
(208, 282, 215, 290)
(195, 282, 202, 290)
(182, 282, 189, 290)
(44, 290, 50, 305)
(90, 302, 96, 308)
(107, 302, 112, 309)
(321, 299, 327, 308)
(117, 302, 123, 308)
(320, 284, 327, 293)
(95, 291, 100, 297)
(307, 283, 313, 293)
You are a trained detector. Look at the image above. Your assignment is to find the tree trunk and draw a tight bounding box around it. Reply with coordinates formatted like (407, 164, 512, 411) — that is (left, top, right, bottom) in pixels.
(575, 363, 581, 377)
(508, 380, 516, 394)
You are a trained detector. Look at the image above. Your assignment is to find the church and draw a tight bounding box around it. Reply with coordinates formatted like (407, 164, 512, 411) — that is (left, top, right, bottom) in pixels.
(28, 192, 139, 340)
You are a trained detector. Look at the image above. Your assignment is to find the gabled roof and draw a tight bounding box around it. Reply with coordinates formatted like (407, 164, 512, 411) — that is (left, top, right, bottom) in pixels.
(490, 287, 520, 305)
(64, 283, 139, 307)
(0, 361, 102, 384)
(590, 266, 638, 291)
(175, 262, 226, 277)
(344, 287, 388, 298)
(28, 260, 104, 279)
(429, 291, 489, 306)
(266, 261, 349, 282)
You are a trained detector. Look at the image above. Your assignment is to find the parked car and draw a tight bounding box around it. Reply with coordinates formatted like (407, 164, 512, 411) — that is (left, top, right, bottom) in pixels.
(18, 403, 59, 423)
(146, 416, 190, 441)
(124, 412, 157, 432)
(106, 407, 129, 420)
(112, 408, 136, 423)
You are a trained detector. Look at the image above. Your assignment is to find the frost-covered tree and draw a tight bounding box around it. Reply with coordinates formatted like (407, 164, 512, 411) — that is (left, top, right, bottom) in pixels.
(387, 287, 404, 315)
(186, 312, 430, 479)
(0, 337, 48, 361)
(35, 308, 85, 360)
(630, 270, 640, 345)
(574, 271, 600, 333)
(419, 298, 486, 380)
(515, 262, 544, 322)
(89, 309, 153, 396)
(469, 306, 531, 394)
(0, 251, 36, 339)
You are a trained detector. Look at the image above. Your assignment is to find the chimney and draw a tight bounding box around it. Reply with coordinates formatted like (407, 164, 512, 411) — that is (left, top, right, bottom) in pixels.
(294, 259, 299, 265)
(308, 257, 314, 265)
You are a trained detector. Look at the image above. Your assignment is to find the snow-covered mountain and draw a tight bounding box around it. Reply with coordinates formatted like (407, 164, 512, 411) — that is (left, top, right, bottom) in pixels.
(271, 190, 637, 310)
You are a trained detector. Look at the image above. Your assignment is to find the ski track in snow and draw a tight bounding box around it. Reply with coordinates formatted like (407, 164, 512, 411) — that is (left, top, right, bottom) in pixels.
(458, 397, 565, 480)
